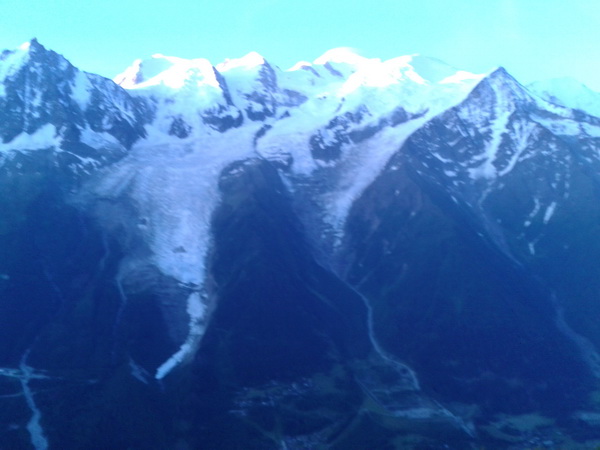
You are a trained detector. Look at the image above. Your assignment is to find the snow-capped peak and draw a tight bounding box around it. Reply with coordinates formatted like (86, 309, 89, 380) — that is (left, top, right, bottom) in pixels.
(329, 53, 483, 116)
(114, 54, 220, 90)
(216, 51, 267, 72)
(473, 66, 533, 107)
(0, 38, 61, 94)
(311, 48, 383, 80)
(18, 41, 31, 51)
(314, 47, 373, 66)
(288, 60, 314, 72)
(384, 54, 462, 84)
(528, 77, 600, 118)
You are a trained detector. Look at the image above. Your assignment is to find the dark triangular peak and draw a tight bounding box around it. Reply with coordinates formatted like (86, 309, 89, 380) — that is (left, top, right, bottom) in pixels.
(463, 66, 535, 113)
(0, 38, 79, 87)
(19, 38, 74, 71)
(0, 40, 80, 143)
(217, 51, 279, 93)
(0, 39, 61, 77)
(257, 58, 278, 92)
(0, 39, 149, 149)
(25, 37, 45, 54)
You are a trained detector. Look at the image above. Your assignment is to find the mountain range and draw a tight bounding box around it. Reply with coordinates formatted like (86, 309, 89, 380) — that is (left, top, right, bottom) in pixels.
(1, 38, 600, 448)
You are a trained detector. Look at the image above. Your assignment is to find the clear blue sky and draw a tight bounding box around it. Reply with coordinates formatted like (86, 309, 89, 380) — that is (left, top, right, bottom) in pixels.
(1, 0, 599, 90)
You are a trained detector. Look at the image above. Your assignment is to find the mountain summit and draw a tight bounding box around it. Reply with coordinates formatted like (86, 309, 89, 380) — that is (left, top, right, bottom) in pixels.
(1, 40, 600, 448)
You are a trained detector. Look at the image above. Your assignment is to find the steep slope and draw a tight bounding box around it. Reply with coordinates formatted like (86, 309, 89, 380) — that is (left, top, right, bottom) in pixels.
(91, 46, 485, 383)
(1, 40, 600, 448)
(340, 67, 600, 444)
(0, 40, 164, 449)
(0, 39, 153, 372)
(0, 39, 148, 152)
(401, 67, 600, 368)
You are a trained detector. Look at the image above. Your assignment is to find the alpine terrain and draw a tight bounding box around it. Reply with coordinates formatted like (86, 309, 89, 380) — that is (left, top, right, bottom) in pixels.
(1, 39, 600, 448)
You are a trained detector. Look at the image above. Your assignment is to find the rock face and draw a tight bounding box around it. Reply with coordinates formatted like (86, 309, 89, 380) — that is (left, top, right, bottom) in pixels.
(1, 40, 600, 448)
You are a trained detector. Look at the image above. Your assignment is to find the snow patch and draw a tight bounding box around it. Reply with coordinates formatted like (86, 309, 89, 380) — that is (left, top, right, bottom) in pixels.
(524, 198, 541, 227)
(0, 41, 32, 84)
(469, 85, 512, 179)
(0, 124, 59, 153)
(79, 127, 122, 149)
(498, 120, 536, 177)
(543, 202, 557, 224)
(70, 71, 92, 110)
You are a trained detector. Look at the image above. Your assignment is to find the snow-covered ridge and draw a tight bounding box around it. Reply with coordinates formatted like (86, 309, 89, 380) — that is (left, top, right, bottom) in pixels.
(0, 39, 148, 154)
(103, 46, 490, 379)
(109, 47, 488, 174)
(114, 47, 485, 117)
(528, 77, 600, 118)
(13, 40, 590, 382)
(114, 54, 221, 91)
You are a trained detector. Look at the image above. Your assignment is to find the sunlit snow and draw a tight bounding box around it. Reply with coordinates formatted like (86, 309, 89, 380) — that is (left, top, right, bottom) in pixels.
(115, 54, 221, 91)
(102, 49, 487, 377)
